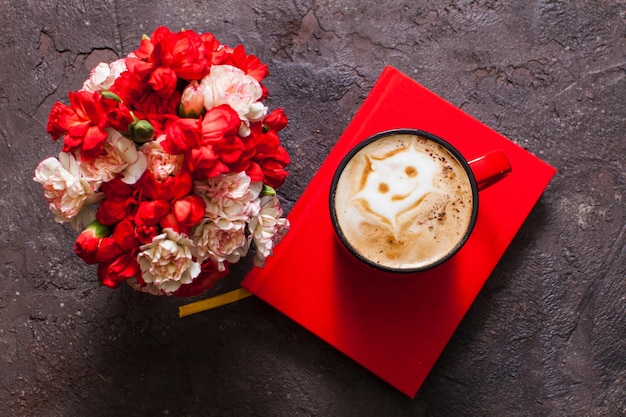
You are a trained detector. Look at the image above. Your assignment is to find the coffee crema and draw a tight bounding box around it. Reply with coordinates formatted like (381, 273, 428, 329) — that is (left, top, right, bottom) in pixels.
(332, 132, 475, 271)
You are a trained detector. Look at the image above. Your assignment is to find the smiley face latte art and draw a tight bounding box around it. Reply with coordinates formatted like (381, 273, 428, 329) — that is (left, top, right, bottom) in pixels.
(333, 133, 474, 270)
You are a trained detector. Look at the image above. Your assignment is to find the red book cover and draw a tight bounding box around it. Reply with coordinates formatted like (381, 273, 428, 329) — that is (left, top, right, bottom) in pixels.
(242, 66, 557, 397)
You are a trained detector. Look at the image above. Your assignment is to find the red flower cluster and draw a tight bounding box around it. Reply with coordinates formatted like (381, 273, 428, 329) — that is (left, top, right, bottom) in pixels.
(47, 90, 134, 160)
(39, 27, 291, 296)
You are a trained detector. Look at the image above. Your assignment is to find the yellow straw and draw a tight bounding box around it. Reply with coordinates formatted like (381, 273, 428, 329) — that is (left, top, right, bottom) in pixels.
(178, 288, 253, 318)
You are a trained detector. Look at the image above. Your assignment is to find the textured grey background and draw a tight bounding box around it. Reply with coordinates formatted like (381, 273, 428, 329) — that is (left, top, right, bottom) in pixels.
(1, 1, 624, 416)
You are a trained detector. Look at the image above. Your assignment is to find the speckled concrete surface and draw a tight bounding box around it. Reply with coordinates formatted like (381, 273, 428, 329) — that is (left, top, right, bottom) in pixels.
(1, 1, 624, 416)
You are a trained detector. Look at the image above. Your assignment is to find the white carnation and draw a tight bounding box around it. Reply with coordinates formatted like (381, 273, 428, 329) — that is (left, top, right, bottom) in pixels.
(248, 195, 289, 267)
(194, 171, 262, 221)
(81, 59, 128, 92)
(80, 129, 146, 190)
(34, 152, 92, 223)
(192, 219, 250, 271)
(201, 64, 267, 136)
(137, 229, 201, 294)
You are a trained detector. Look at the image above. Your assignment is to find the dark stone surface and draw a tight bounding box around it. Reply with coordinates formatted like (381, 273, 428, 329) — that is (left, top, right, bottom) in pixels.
(1, 1, 624, 416)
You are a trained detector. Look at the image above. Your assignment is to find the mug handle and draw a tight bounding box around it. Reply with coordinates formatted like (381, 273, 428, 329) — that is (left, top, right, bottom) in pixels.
(468, 150, 512, 190)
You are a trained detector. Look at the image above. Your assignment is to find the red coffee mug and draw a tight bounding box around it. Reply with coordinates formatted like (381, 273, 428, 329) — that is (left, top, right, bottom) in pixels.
(329, 129, 512, 273)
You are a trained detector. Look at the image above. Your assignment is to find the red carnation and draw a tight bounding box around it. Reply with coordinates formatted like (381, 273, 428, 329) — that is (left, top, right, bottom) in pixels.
(133, 26, 210, 92)
(148, 66, 178, 98)
(173, 195, 206, 228)
(74, 221, 122, 265)
(111, 216, 138, 251)
(98, 254, 141, 289)
(225, 44, 269, 82)
(140, 169, 193, 201)
(46, 91, 122, 160)
(172, 261, 230, 297)
(96, 177, 138, 225)
(136, 200, 171, 226)
(233, 125, 290, 187)
(162, 117, 202, 155)
(201, 104, 241, 140)
(200, 32, 229, 65)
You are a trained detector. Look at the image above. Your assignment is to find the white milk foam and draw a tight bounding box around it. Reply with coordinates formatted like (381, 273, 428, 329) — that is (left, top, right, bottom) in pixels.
(353, 145, 439, 234)
(333, 133, 474, 270)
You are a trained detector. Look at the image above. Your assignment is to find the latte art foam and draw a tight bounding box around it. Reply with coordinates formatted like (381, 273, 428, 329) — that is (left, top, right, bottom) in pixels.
(333, 133, 474, 271)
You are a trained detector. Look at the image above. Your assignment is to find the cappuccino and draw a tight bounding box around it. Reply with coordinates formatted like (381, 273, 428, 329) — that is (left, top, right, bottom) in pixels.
(331, 132, 476, 271)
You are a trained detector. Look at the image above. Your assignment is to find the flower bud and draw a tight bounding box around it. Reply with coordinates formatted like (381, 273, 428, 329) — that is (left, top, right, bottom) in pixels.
(178, 81, 205, 118)
(85, 219, 112, 237)
(130, 119, 155, 143)
(260, 184, 276, 197)
(101, 91, 122, 103)
(74, 220, 121, 265)
(263, 108, 288, 132)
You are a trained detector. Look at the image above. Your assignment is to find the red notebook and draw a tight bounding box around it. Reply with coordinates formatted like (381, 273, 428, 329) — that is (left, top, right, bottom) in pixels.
(242, 66, 557, 397)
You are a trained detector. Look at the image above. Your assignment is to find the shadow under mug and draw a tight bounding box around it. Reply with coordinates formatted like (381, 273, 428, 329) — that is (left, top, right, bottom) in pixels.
(328, 129, 512, 274)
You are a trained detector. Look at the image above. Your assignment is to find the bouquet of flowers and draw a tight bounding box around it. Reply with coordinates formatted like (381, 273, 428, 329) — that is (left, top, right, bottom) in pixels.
(34, 27, 290, 297)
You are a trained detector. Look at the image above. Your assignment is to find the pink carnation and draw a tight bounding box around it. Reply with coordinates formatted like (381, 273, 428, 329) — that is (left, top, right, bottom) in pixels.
(140, 135, 184, 182)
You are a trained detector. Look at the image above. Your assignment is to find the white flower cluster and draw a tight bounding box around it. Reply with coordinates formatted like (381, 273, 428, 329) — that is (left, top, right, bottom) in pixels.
(192, 171, 289, 271)
(33, 129, 146, 229)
